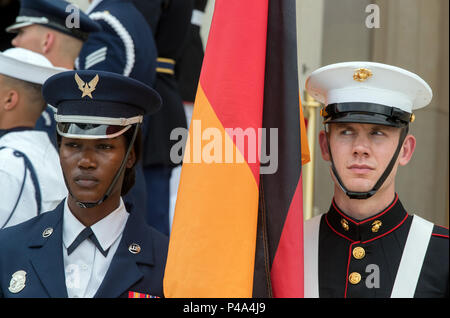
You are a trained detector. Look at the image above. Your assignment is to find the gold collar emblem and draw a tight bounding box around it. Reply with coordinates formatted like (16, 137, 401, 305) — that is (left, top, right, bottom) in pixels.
(74, 73, 99, 99)
(353, 68, 373, 82)
(371, 220, 382, 233)
(341, 218, 350, 231)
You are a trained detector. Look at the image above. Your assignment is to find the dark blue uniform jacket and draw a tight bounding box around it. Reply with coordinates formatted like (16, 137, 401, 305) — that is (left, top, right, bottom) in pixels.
(0, 200, 168, 298)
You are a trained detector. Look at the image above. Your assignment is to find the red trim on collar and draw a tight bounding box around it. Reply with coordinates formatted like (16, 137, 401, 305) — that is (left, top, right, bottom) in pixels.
(432, 233, 449, 239)
(325, 213, 355, 242)
(332, 193, 399, 225)
(361, 213, 409, 244)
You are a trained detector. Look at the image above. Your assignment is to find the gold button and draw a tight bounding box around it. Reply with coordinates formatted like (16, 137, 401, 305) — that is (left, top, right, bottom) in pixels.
(341, 218, 349, 231)
(349, 272, 361, 285)
(371, 220, 382, 233)
(352, 246, 366, 259)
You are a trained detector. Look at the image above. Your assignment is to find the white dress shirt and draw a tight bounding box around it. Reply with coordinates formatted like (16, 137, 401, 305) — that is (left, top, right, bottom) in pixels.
(63, 198, 129, 298)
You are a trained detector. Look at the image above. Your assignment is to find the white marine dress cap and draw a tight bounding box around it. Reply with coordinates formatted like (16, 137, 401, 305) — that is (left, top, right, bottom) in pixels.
(305, 61, 432, 127)
(0, 47, 67, 85)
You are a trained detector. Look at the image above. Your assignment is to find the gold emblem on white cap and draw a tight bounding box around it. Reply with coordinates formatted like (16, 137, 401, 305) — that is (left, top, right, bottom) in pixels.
(8, 270, 27, 294)
(74, 73, 99, 99)
(353, 68, 373, 82)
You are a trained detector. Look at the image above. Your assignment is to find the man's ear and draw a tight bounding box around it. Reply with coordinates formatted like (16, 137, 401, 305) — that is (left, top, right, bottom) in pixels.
(2, 90, 19, 111)
(42, 31, 55, 54)
(318, 129, 331, 162)
(398, 134, 416, 166)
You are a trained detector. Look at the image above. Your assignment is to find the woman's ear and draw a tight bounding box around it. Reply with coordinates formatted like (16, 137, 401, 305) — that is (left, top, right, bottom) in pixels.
(318, 129, 331, 162)
(126, 146, 136, 169)
(398, 134, 416, 166)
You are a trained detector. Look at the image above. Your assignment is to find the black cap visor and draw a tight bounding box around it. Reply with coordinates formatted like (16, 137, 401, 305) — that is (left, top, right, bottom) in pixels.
(323, 103, 411, 128)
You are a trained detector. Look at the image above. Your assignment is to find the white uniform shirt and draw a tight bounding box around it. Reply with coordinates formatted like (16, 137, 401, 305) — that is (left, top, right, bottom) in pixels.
(0, 130, 67, 228)
(63, 198, 129, 298)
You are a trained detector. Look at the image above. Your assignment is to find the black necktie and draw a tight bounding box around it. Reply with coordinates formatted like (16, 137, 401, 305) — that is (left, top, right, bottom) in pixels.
(67, 227, 109, 257)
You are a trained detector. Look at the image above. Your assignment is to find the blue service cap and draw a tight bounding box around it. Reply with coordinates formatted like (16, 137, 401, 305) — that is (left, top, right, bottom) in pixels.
(42, 70, 162, 139)
(6, 0, 101, 41)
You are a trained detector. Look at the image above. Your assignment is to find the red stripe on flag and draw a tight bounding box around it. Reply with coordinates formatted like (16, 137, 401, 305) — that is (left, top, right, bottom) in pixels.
(270, 174, 304, 297)
(199, 0, 268, 182)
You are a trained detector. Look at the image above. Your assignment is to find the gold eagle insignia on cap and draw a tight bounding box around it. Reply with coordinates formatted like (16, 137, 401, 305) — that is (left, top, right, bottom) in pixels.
(74, 73, 99, 99)
(353, 68, 373, 82)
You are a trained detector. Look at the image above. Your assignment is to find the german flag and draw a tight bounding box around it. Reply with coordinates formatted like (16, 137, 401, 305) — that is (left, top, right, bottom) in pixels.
(163, 0, 309, 298)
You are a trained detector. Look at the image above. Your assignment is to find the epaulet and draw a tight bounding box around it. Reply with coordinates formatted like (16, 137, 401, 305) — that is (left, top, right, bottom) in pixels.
(432, 224, 449, 239)
(88, 10, 135, 76)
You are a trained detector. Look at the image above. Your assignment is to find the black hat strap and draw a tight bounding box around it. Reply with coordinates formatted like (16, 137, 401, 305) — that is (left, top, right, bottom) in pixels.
(74, 124, 140, 209)
(326, 125, 409, 200)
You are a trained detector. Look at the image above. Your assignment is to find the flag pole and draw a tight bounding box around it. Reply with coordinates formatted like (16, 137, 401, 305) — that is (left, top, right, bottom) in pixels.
(302, 91, 321, 220)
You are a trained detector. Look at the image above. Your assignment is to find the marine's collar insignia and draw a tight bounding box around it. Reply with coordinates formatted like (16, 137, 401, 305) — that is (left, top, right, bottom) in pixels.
(75, 73, 99, 99)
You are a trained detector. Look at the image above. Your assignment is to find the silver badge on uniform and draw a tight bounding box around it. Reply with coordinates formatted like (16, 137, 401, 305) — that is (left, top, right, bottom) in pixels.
(8, 270, 27, 294)
(42, 227, 53, 238)
(128, 243, 141, 254)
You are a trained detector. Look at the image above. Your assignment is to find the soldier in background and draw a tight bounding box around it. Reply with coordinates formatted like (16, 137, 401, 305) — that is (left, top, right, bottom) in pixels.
(169, 0, 208, 231)
(0, 48, 67, 228)
(131, 0, 194, 236)
(176, 0, 207, 110)
(5, 0, 101, 148)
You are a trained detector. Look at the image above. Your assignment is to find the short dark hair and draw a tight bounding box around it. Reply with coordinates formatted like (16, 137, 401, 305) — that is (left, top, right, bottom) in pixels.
(1, 75, 46, 113)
